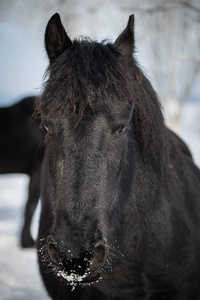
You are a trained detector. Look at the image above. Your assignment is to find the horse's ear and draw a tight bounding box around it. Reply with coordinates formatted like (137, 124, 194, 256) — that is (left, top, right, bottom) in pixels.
(113, 15, 134, 58)
(45, 13, 72, 63)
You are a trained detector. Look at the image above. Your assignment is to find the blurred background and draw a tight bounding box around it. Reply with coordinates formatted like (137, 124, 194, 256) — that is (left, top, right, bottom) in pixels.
(0, 0, 199, 299)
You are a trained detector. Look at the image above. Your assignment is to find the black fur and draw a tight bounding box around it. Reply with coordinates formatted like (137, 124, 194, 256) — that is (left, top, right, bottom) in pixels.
(36, 14, 200, 299)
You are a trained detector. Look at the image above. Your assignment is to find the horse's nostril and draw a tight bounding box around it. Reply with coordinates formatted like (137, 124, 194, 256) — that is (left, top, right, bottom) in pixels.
(90, 240, 109, 271)
(94, 245, 106, 261)
(46, 238, 60, 266)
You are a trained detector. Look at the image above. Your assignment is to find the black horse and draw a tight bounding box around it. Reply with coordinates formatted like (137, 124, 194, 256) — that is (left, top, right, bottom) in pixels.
(36, 14, 200, 299)
(0, 97, 44, 247)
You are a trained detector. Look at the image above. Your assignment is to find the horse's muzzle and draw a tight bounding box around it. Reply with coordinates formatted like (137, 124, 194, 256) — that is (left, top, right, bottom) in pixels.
(46, 235, 109, 283)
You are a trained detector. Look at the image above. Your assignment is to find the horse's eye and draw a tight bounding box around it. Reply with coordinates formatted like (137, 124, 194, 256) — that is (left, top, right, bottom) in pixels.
(116, 125, 127, 135)
(44, 124, 49, 132)
(44, 123, 52, 135)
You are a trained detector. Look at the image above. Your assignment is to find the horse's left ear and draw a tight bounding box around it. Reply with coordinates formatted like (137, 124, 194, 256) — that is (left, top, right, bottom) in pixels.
(45, 13, 72, 63)
(113, 15, 134, 58)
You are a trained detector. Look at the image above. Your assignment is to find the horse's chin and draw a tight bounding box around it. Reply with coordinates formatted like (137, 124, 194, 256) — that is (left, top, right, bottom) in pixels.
(58, 270, 100, 285)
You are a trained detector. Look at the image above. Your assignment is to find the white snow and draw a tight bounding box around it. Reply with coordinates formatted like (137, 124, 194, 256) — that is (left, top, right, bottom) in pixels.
(0, 175, 49, 300)
(58, 271, 87, 283)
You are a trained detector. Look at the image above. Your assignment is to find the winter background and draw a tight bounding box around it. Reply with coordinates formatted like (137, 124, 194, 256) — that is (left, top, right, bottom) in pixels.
(0, 1, 199, 299)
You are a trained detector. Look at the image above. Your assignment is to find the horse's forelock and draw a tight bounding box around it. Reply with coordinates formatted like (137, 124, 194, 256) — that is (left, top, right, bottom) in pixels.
(37, 40, 134, 120)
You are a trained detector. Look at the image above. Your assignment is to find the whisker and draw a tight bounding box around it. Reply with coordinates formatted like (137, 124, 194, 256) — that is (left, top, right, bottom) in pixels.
(106, 243, 125, 258)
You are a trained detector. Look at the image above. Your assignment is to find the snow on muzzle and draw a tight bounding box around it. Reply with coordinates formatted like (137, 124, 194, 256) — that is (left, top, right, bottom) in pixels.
(46, 235, 109, 284)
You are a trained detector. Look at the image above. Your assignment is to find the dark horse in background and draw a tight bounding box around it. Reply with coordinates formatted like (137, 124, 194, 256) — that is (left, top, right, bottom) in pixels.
(36, 14, 200, 299)
(0, 97, 44, 247)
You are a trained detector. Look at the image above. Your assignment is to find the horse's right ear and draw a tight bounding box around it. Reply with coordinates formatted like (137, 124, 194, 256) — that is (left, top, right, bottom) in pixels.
(113, 15, 135, 59)
(45, 13, 72, 63)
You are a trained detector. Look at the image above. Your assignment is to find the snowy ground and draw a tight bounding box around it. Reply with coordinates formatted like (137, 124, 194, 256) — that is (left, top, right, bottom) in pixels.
(0, 104, 199, 300)
(0, 175, 49, 300)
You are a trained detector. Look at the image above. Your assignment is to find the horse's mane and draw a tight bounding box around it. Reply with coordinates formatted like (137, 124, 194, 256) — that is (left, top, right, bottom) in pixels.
(35, 38, 168, 176)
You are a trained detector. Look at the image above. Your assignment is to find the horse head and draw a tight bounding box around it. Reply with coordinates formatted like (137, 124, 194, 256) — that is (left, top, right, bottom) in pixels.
(37, 13, 137, 286)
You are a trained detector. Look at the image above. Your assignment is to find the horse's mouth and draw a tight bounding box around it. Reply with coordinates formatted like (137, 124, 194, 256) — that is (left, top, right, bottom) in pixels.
(57, 270, 100, 285)
(78, 272, 100, 284)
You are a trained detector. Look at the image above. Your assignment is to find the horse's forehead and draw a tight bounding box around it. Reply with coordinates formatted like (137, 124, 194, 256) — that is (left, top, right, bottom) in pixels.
(55, 101, 133, 135)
